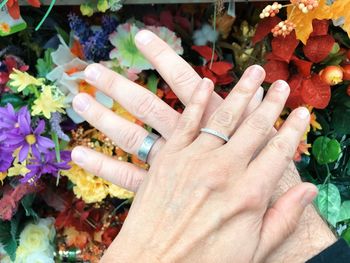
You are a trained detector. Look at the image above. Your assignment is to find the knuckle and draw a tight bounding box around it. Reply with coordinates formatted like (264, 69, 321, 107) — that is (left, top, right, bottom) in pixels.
(134, 93, 157, 118)
(151, 45, 168, 61)
(268, 137, 294, 160)
(92, 108, 107, 125)
(212, 108, 235, 128)
(171, 63, 199, 89)
(121, 128, 143, 151)
(234, 79, 255, 97)
(106, 72, 118, 95)
(117, 166, 137, 190)
(241, 191, 264, 210)
(244, 113, 271, 136)
(93, 157, 105, 177)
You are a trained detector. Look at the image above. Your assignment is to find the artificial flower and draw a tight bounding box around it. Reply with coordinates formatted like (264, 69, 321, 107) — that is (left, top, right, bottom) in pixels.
(47, 41, 113, 123)
(31, 85, 66, 119)
(0, 172, 7, 184)
(147, 26, 184, 55)
(80, 3, 94, 17)
(25, 252, 55, 263)
(294, 140, 312, 162)
(64, 227, 90, 249)
(193, 24, 219, 46)
(109, 23, 152, 71)
(21, 150, 71, 184)
(6, 108, 54, 162)
(109, 0, 123, 11)
(0, 55, 29, 93)
(0, 23, 10, 34)
(9, 68, 44, 92)
(19, 223, 50, 253)
(7, 160, 30, 178)
(49, 112, 70, 142)
(97, 0, 109, 12)
(108, 182, 134, 200)
(6, 0, 41, 19)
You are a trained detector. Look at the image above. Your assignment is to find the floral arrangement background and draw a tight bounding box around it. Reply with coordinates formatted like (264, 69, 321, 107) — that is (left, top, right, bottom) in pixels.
(0, 0, 350, 262)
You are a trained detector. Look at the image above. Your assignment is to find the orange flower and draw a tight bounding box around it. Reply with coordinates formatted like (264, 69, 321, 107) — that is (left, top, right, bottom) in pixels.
(294, 140, 312, 162)
(0, 23, 10, 33)
(64, 227, 90, 249)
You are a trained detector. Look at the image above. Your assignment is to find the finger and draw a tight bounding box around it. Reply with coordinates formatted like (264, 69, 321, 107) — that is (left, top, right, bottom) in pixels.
(194, 65, 266, 150)
(228, 80, 290, 164)
(166, 78, 214, 151)
(255, 183, 318, 262)
(134, 29, 223, 123)
(247, 107, 310, 197)
(71, 146, 147, 192)
(84, 63, 179, 139)
(72, 93, 165, 164)
(244, 86, 264, 117)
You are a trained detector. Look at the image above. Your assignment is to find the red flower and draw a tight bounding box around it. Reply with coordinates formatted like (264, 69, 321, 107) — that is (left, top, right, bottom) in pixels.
(192, 46, 234, 85)
(102, 226, 121, 246)
(7, 0, 41, 19)
(252, 16, 281, 45)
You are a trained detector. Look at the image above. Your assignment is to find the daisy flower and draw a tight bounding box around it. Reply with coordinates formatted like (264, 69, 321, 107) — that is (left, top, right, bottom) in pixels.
(6, 108, 54, 162)
(193, 24, 219, 46)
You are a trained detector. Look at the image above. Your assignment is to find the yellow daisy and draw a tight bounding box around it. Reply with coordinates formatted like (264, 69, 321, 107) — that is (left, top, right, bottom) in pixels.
(8, 161, 30, 178)
(31, 85, 66, 119)
(9, 69, 44, 92)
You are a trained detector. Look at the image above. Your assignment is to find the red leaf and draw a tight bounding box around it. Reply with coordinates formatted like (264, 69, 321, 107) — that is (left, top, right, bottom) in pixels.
(164, 90, 178, 100)
(272, 32, 300, 63)
(192, 46, 218, 61)
(310, 19, 329, 37)
(291, 56, 313, 77)
(143, 14, 162, 27)
(174, 16, 191, 32)
(303, 35, 335, 63)
(286, 74, 304, 109)
(210, 61, 233, 76)
(7, 1, 20, 19)
(301, 74, 331, 109)
(27, 0, 41, 7)
(252, 16, 281, 45)
(193, 65, 217, 84)
(264, 60, 290, 84)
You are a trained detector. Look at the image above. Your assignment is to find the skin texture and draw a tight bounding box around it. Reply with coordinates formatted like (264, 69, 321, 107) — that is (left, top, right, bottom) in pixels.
(71, 30, 336, 262)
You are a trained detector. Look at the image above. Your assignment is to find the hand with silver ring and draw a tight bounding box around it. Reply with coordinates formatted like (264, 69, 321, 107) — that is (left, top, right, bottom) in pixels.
(99, 76, 316, 263)
(71, 30, 336, 261)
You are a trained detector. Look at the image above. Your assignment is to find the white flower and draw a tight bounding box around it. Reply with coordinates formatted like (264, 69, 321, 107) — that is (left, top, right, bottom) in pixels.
(193, 24, 219, 46)
(19, 224, 50, 253)
(22, 252, 54, 263)
(47, 37, 113, 123)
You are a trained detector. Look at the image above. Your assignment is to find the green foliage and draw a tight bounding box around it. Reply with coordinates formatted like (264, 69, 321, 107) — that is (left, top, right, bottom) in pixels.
(147, 74, 159, 94)
(338, 201, 350, 222)
(21, 194, 39, 221)
(0, 94, 26, 109)
(36, 49, 54, 78)
(0, 214, 21, 261)
(332, 106, 350, 135)
(312, 136, 342, 165)
(315, 183, 341, 227)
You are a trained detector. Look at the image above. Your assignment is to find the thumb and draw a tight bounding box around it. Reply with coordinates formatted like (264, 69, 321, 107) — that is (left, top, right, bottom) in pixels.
(254, 182, 318, 262)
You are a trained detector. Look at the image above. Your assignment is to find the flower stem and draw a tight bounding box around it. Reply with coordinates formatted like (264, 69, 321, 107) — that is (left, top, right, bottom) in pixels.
(35, 0, 56, 31)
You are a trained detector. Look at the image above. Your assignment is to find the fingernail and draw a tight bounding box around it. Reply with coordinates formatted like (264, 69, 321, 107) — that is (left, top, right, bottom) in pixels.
(296, 107, 310, 120)
(301, 189, 317, 207)
(85, 65, 101, 82)
(249, 65, 264, 80)
(275, 80, 289, 92)
(73, 94, 90, 112)
(135, 30, 154, 45)
(71, 148, 86, 165)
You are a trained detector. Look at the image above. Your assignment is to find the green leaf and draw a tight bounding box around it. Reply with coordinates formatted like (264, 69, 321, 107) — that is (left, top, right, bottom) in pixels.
(342, 227, 350, 245)
(147, 74, 159, 94)
(55, 27, 69, 46)
(21, 194, 39, 220)
(0, 218, 19, 261)
(36, 49, 54, 78)
(312, 136, 342, 165)
(332, 106, 350, 135)
(338, 201, 350, 223)
(0, 94, 25, 109)
(315, 183, 341, 227)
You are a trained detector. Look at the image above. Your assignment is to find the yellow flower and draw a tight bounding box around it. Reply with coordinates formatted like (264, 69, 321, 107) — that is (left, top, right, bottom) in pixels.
(9, 69, 44, 92)
(62, 163, 109, 203)
(80, 3, 94, 17)
(31, 85, 66, 119)
(97, 0, 109, 12)
(19, 223, 50, 253)
(0, 172, 7, 184)
(8, 161, 30, 178)
(108, 183, 134, 199)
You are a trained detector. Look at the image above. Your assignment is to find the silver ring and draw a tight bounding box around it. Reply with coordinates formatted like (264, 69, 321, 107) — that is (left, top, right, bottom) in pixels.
(200, 128, 229, 143)
(138, 132, 160, 163)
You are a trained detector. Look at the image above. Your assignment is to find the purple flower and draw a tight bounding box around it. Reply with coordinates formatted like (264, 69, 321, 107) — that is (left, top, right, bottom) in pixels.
(6, 108, 54, 162)
(21, 150, 71, 184)
(0, 148, 14, 172)
(0, 103, 22, 131)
